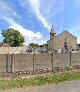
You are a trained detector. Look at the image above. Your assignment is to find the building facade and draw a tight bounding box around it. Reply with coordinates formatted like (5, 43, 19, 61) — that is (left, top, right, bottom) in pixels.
(47, 26, 77, 51)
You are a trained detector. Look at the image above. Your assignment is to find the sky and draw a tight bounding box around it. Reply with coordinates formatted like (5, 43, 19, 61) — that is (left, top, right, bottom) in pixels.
(0, 0, 80, 45)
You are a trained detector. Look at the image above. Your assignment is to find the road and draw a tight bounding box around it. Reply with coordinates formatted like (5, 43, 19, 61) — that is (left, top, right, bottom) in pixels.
(1, 80, 80, 92)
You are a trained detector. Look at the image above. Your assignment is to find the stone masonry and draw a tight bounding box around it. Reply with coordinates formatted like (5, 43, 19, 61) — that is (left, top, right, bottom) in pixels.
(48, 28, 77, 50)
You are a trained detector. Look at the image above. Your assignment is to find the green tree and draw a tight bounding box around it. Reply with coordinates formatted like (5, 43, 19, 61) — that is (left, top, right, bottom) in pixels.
(78, 44, 80, 48)
(29, 43, 39, 48)
(1, 28, 25, 47)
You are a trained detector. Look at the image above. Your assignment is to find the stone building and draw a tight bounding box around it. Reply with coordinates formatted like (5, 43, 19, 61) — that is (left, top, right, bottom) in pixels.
(47, 26, 77, 51)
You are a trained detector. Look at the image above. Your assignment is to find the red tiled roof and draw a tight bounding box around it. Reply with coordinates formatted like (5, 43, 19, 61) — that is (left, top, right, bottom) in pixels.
(0, 42, 9, 47)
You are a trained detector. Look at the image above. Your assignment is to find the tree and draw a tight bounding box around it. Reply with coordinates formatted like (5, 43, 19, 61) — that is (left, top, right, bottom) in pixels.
(29, 43, 39, 48)
(1, 28, 25, 47)
(78, 44, 80, 48)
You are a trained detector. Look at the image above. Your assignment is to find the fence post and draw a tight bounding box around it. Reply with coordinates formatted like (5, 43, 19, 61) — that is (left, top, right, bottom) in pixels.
(6, 53, 9, 73)
(33, 53, 35, 72)
(51, 51, 54, 70)
(11, 53, 14, 74)
(70, 50, 72, 67)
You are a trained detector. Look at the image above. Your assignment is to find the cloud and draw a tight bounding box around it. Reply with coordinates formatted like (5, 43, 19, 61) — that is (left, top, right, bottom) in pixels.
(24, 39, 47, 45)
(4, 17, 42, 40)
(0, 33, 2, 37)
(18, 0, 64, 31)
(28, 0, 50, 29)
(18, 0, 50, 30)
(0, 0, 42, 41)
(0, 0, 65, 44)
(0, 1, 18, 20)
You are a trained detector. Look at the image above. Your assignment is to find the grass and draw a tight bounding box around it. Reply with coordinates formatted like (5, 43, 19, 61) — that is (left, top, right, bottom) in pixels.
(0, 71, 80, 89)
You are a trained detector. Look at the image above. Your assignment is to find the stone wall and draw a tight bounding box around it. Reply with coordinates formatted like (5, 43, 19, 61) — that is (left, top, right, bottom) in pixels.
(0, 53, 80, 73)
(48, 31, 77, 50)
(0, 54, 6, 72)
(14, 54, 33, 71)
(0, 46, 28, 54)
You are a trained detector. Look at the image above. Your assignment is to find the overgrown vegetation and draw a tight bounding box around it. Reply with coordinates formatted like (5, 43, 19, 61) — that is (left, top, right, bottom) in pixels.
(0, 71, 80, 89)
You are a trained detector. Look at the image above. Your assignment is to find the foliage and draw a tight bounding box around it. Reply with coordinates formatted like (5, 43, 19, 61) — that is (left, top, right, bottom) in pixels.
(1, 28, 25, 47)
(29, 43, 39, 48)
(78, 44, 80, 47)
(0, 71, 80, 89)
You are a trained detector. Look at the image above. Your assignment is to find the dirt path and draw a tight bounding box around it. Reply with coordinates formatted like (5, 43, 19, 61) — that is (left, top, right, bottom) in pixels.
(1, 80, 80, 92)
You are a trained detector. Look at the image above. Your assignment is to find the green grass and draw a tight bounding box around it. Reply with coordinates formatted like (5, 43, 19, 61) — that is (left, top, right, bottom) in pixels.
(1, 71, 80, 89)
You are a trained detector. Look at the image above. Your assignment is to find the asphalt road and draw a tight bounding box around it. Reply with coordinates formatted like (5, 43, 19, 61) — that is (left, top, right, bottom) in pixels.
(1, 80, 80, 92)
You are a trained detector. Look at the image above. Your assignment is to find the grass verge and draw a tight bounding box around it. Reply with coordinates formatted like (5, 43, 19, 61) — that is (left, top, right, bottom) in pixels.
(0, 71, 80, 89)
